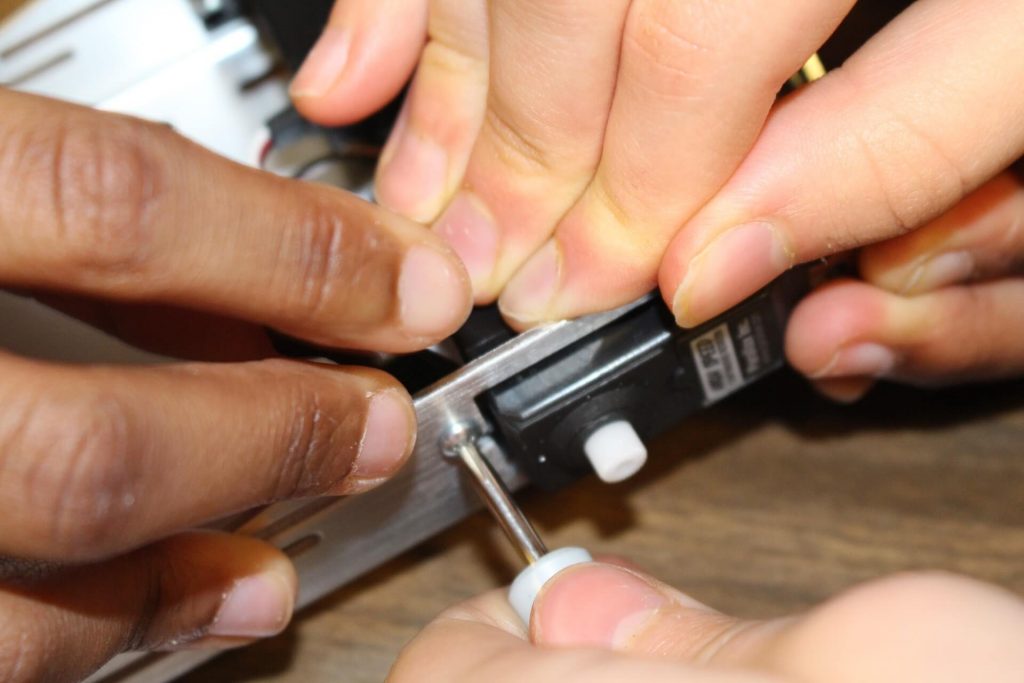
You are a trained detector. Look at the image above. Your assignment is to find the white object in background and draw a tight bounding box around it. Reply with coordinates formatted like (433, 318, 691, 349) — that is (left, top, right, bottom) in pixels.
(508, 546, 593, 626)
(0, 0, 290, 364)
(0, 0, 208, 103)
(583, 420, 649, 483)
(0, 0, 288, 166)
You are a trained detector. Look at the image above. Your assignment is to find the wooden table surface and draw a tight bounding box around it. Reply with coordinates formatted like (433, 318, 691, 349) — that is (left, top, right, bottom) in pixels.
(186, 371, 1024, 683)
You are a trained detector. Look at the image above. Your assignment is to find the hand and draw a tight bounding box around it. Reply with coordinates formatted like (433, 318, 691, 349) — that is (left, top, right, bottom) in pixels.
(293, 1, 1024, 396)
(787, 169, 1024, 401)
(291, 0, 852, 324)
(0, 88, 471, 682)
(292, 1, 1023, 327)
(389, 562, 1024, 682)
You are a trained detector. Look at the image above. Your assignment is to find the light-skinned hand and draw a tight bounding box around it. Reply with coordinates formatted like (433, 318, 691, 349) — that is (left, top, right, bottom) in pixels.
(389, 562, 1024, 682)
(293, 0, 1024, 397)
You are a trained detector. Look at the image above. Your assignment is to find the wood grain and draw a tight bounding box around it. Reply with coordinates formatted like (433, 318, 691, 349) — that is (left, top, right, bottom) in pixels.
(186, 372, 1024, 682)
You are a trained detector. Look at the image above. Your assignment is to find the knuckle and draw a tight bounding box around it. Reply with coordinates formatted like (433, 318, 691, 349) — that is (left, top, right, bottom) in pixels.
(266, 362, 359, 499)
(482, 100, 555, 175)
(45, 116, 166, 276)
(837, 70, 968, 235)
(278, 195, 396, 325)
(625, 0, 721, 90)
(15, 393, 141, 560)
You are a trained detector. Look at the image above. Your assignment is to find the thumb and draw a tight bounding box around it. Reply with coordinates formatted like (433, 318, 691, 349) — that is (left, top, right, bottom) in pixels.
(531, 563, 773, 662)
(532, 564, 1024, 683)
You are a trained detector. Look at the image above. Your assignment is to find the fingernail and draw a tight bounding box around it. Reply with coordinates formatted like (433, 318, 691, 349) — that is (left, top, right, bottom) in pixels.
(433, 193, 499, 289)
(209, 573, 294, 638)
(376, 118, 450, 223)
(291, 27, 350, 98)
(354, 390, 415, 483)
(498, 241, 561, 326)
(534, 565, 673, 649)
(813, 342, 897, 379)
(902, 251, 975, 294)
(672, 221, 792, 328)
(398, 245, 471, 338)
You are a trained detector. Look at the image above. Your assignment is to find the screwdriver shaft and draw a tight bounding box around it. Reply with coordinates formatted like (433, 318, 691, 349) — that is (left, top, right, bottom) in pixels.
(449, 437, 548, 565)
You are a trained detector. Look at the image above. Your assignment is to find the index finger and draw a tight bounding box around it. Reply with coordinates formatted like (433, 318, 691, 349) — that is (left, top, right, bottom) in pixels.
(0, 89, 472, 353)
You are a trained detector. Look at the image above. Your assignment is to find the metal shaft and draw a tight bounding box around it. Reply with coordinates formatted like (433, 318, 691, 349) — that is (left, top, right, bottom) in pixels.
(449, 437, 548, 565)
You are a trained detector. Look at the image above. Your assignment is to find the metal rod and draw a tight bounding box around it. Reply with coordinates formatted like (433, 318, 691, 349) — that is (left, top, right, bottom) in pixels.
(448, 437, 548, 565)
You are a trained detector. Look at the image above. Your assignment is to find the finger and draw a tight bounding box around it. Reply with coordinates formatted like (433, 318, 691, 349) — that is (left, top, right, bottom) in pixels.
(785, 278, 1024, 387)
(499, 0, 853, 326)
(812, 169, 1024, 403)
(0, 90, 471, 353)
(860, 171, 1024, 295)
(373, 0, 489, 224)
(0, 353, 414, 562)
(532, 563, 1024, 683)
(291, 0, 429, 126)
(0, 532, 296, 683)
(809, 376, 877, 405)
(32, 294, 276, 362)
(388, 588, 781, 683)
(661, 0, 1024, 327)
(431, 0, 632, 301)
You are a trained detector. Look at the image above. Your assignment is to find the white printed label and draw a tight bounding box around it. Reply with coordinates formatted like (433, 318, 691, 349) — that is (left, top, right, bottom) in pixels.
(691, 323, 743, 403)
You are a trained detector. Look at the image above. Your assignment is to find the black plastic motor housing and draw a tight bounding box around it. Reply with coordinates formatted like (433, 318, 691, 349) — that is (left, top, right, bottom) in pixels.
(455, 271, 808, 489)
(248, 0, 912, 488)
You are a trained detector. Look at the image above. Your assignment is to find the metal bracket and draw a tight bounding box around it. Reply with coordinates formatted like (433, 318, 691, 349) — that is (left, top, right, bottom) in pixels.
(90, 297, 649, 682)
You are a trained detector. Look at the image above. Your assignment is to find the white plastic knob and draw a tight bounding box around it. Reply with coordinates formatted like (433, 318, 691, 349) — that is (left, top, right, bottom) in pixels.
(508, 547, 593, 625)
(583, 420, 648, 483)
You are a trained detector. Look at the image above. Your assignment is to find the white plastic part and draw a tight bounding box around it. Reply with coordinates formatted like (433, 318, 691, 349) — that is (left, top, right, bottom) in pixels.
(583, 420, 648, 483)
(508, 547, 593, 625)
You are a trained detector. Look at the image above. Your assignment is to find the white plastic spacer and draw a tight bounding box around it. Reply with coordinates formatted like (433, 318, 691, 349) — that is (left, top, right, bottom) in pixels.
(583, 420, 648, 483)
(508, 547, 593, 625)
